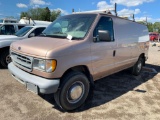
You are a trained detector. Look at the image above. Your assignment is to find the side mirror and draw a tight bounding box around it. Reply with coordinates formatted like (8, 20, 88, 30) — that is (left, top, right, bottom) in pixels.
(98, 30, 111, 41)
(28, 33, 35, 38)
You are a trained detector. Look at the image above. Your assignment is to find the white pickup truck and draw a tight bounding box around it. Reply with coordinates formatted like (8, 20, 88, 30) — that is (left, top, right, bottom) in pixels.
(0, 25, 47, 68)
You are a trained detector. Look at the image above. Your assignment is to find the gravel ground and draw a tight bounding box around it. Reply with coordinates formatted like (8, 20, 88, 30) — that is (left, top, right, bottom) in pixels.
(0, 43, 160, 120)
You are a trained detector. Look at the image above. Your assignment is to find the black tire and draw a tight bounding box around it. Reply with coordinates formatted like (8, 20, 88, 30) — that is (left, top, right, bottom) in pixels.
(132, 57, 143, 76)
(54, 72, 90, 111)
(0, 49, 11, 68)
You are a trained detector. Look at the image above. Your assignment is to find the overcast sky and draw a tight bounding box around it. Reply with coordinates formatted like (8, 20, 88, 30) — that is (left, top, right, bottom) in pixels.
(0, 0, 159, 23)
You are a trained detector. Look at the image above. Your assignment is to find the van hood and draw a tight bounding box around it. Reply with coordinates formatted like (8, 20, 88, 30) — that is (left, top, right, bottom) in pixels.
(11, 36, 72, 58)
(0, 35, 18, 41)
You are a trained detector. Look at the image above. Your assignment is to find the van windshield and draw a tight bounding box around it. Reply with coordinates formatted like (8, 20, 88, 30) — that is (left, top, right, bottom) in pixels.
(15, 26, 33, 37)
(42, 14, 97, 39)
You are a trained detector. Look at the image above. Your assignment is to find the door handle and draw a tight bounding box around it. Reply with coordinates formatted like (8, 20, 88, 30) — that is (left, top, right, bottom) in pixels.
(113, 50, 116, 57)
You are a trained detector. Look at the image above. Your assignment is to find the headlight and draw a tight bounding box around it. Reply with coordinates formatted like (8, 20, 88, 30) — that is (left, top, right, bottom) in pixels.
(46, 60, 57, 72)
(33, 59, 57, 73)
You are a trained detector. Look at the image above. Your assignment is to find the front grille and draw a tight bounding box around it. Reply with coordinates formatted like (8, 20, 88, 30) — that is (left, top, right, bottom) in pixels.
(11, 52, 33, 72)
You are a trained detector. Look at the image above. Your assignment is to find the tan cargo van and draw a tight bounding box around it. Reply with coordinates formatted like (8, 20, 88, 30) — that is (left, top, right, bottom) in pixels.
(8, 10, 149, 111)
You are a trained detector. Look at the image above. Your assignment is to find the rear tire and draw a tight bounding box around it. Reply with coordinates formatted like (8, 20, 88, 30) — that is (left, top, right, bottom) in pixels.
(132, 57, 143, 76)
(0, 50, 11, 68)
(54, 71, 90, 111)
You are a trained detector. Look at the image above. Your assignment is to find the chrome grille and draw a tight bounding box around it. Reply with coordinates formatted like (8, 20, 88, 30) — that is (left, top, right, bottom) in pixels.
(11, 52, 33, 72)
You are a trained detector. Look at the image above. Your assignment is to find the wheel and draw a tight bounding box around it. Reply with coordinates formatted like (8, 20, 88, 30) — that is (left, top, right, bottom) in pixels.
(132, 57, 143, 76)
(54, 72, 90, 111)
(0, 49, 11, 68)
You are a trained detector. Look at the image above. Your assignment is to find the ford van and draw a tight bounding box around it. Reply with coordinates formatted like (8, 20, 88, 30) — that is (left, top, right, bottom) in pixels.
(8, 11, 149, 111)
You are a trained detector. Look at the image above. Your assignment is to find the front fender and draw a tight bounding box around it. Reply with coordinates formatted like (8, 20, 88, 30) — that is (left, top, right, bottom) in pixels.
(0, 40, 18, 48)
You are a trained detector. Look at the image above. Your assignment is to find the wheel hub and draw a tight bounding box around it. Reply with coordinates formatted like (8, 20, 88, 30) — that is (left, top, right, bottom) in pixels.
(67, 81, 84, 103)
(6, 55, 11, 64)
(137, 62, 142, 72)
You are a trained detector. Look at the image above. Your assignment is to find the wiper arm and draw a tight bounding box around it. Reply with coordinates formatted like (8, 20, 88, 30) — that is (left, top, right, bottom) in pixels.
(45, 35, 66, 38)
(71, 37, 83, 40)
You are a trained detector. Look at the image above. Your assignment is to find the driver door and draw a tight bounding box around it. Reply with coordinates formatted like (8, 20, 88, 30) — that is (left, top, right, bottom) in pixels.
(91, 16, 117, 80)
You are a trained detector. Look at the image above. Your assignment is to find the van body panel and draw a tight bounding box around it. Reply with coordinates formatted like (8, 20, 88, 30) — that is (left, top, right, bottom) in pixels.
(11, 36, 94, 78)
(91, 41, 117, 80)
(11, 37, 71, 58)
(112, 16, 149, 72)
(90, 15, 116, 80)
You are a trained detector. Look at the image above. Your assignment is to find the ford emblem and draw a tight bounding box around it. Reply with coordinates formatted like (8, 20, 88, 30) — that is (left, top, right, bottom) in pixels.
(18, 47, 21, 50)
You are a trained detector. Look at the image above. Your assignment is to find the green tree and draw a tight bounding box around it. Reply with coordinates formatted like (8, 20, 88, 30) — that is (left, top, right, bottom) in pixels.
(50, 10, 61, 22)
(20, 12, 28, 19)
(153, 22, 160, 32)
(27, 8, 44, 20)
(147, 22, 153, 32)
(41, 7, 51, 21)
(137, 21, 146, 25)
(137, 21, 153, 32)
(20, 7, 60, 21)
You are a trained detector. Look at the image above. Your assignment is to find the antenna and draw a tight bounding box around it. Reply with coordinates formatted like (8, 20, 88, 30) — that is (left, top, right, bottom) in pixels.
(133, 14, 135, 21)
(72, 9, 74, 13)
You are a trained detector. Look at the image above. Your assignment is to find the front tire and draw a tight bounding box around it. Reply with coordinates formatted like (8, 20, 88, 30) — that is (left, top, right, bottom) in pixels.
(0, 50, 11, 68)
(54, 72, 90, 111)
(132, 57, 143, 76)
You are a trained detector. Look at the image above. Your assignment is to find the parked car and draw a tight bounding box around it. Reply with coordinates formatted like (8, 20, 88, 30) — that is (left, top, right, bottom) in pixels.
(149, 32, 159, 41)
(0, 18, 51, 35)
(0, 18, 18, 23)
(8, 10, 149, 111)
(0, 23, 29, 35)
(0, 26, 47, 68)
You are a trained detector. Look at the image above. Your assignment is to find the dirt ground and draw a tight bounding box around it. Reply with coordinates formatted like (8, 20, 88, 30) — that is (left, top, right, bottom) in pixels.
(0, 44, 160, 120)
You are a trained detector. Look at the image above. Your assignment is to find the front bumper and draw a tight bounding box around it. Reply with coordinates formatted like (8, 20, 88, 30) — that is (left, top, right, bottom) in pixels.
(8, 62, 60, 94)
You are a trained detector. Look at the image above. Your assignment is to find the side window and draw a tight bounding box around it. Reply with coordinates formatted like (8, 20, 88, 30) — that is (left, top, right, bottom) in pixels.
(34, 27, 45, 36)
(0, 25, 5, 35)
(18, 25, 25, 30)
(29, 27, 45, 37)
(93, 17, 114, 42)
(3, 25, 15, 35)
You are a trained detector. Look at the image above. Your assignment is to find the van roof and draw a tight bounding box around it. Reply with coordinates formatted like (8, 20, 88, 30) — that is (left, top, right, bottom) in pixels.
(25, 25, 47, 28)
(0, 23, 31, 26)
(71, 12, 146, 26)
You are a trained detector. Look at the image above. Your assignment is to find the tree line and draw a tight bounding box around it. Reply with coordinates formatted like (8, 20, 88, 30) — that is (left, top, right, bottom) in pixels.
(147, 22, 160, 33)
(134, 21, 160, 33)
(20, 7, 61, 22)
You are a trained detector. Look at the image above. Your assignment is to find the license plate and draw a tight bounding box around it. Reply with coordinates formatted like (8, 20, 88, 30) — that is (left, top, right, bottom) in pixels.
(26, 83, 38, 94)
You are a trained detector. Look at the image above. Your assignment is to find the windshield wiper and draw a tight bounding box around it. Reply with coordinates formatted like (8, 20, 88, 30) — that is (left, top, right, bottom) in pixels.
(45, 35, 66, 38)
(71, 37, 83, 40)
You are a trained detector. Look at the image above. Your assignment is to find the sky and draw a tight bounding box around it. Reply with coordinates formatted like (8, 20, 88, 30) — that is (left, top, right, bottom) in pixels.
(0, 0, 159, 23)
